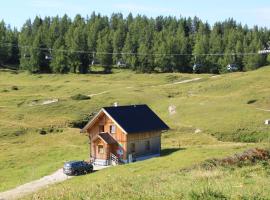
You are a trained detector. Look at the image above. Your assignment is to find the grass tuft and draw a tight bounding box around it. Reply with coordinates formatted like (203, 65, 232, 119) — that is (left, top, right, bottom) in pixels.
(70, 94, 91, 100)
(189, 187, 227, 200)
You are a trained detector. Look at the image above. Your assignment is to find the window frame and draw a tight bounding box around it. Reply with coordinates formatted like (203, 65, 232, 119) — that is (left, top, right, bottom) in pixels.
(110, 124, 116, 134)
(99, 125, 104, 133)
(98, 145, 104, 154)
(145, 140, 150, 151)
(131, 143, 136, 153)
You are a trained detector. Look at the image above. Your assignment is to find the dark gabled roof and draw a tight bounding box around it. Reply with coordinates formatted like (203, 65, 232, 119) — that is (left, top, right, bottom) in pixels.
(103, 104, 169, 134)
(98, 132, 117, 144)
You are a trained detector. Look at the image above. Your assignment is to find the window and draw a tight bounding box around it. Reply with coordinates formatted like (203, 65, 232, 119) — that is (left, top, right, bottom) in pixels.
(145, 141, 150, 151)
(110, 125, 116, 134)
(131, 143, 136, 153)
(99, 125, 104, 133)
(98, 145, 104, 154)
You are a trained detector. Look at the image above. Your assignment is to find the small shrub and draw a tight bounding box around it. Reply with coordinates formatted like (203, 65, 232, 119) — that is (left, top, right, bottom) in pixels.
(17, 101, 25, 107)
(167, 92, 180, 98)
(1, 89, 9, 92)
(247, 99, 257, 104)
(71, 94, 91, 100)
(11, 86, 19, 90)
(201, 148, 270, 169)
(39, 129, 47, 135)
(13, 129, 27, 136)
(38, 127, 63, 135)
(239, 194, 269, 200)
(69, 112, 97, 128)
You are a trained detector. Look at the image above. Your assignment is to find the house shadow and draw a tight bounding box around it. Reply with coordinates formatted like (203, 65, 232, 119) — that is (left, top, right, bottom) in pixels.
(161, 148, 186, 157)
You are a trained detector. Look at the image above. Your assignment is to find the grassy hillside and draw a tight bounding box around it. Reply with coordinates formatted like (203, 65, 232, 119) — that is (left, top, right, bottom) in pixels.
(23, 147, 270, 200)
(0, 67, 270, 196)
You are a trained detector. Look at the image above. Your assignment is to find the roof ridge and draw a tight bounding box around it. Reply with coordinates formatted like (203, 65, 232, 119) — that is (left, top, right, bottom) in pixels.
(103, 104, 147, 109)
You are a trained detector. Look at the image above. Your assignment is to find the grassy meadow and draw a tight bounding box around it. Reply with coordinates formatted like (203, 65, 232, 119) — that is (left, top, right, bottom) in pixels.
(0, 66, 270, 199)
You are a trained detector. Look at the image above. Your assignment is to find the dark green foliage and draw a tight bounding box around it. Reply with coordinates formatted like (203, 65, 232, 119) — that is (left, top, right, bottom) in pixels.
(247, 99, 257, 104)
(39, 129, 47, 135)
(214, 129, 269, 143)
(0, 20, 19, 67)
(189, 187, 227, 200)
(69, 112, 97, 128)
(38, 127, 63, 135)
(96, 28, 113, 73)
(239, 195, 270, 200)
(1, 14, 270, 73)
(71, 94, 91, 100)
(11, 86, 19, 90)
(200, 148, 270, 169)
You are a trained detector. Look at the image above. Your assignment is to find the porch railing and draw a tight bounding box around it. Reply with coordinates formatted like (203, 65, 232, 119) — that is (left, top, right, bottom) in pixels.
(110, 153, 119, 165)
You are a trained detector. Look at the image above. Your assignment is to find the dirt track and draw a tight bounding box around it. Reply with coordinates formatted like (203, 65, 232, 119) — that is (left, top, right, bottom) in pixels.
(0, 166, 109, 200)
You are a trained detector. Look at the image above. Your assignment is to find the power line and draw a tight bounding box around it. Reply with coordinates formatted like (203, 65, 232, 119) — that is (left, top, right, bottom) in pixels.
(0, 42, 267, 57)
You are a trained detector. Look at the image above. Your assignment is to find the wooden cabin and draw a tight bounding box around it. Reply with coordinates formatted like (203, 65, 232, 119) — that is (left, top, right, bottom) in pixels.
(81, 104, 169, 166)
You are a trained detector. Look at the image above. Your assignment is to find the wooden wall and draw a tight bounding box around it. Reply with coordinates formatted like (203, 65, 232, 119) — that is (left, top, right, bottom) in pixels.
(127, 131, 161, 157)
(87, 112, 128, 160)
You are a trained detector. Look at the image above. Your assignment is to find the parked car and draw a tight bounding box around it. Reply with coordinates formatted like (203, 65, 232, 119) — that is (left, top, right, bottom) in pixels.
(116, 60, 127, 68)
(193, 64, 208, 74)
(226, 64, 239, 72)
(63, 161, 93, 176)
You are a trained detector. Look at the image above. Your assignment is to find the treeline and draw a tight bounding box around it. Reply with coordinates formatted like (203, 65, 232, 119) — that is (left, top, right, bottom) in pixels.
(0, 13, 270, 73)
(0, 21, 19, 67)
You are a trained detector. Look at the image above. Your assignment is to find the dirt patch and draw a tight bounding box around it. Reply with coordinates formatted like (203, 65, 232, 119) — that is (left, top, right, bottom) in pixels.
(256, 108, 270, 112)
(41, 99, 58, 105)
(210, 75, 221, 78)
(29, 99, 58, 106)
(194, 129, 202, 134)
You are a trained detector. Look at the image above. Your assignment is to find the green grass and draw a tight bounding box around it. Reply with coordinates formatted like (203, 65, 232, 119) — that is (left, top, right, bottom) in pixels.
(23, 144, 270, 200)
(0, 67, 270, 198)
(0, 129, 88, 191)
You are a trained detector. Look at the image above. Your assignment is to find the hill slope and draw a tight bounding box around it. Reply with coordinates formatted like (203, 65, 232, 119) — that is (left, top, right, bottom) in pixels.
(0, 67, 270, 196)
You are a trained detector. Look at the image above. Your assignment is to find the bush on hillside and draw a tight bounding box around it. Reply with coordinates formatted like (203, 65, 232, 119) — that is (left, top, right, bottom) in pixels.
(247, 99, 257, 104)
(213, 130, 268, 143)
(71, 94, 91, 100)
(69, 112, 97, 129)
(38, 127, 63, 135)
(11, 86, 19, 90)
(201, 148, 270, 169)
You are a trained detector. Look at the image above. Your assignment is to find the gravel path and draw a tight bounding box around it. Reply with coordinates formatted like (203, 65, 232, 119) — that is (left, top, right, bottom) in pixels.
(88, 91, 110, 97)
(0, 165, 109, 200)
(256, 108, 270, 112)
(152, 77, 202, 87)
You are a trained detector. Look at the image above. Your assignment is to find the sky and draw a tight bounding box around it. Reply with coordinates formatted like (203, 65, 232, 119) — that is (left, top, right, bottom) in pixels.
(1, 0, 270, 29)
